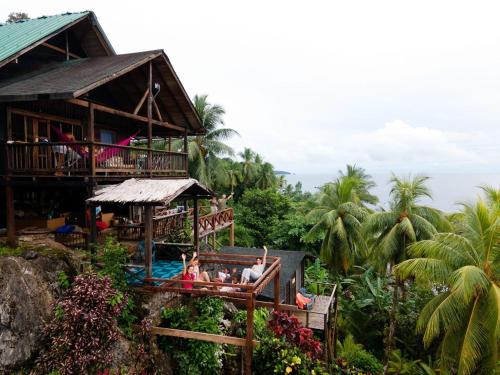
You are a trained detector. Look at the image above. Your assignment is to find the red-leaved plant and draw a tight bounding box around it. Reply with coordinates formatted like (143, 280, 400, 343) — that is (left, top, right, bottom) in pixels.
(36, 272, 126, 374)
(268, 310, 322, 360)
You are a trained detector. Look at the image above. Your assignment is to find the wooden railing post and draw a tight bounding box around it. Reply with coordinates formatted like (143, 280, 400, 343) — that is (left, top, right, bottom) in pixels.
(147, 61, 153, 176)
(88, 102, 95, 176)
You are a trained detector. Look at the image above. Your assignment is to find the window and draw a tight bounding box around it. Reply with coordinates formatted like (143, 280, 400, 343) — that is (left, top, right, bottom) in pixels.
(100, 129, 115, 144)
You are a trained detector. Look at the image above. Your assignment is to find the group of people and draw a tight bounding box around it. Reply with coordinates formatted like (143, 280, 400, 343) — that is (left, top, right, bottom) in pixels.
(210, 192, 234, 214)
(180, 247, 268, 290)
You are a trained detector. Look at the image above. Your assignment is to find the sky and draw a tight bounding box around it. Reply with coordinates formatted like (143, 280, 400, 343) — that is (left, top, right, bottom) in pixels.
(2, 1, 500, 174)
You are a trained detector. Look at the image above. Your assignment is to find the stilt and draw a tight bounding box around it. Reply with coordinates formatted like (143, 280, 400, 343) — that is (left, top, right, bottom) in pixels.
(273, 269, 280, 310)
(229, 222, 235, 247)
(6, 184, 16, 248)
(144, 205, 153, 278)
(193, 197, 199, 252)
(89, 204, 97, 258)
(245, 295, 255, 375)
(211, 232, 216, 251)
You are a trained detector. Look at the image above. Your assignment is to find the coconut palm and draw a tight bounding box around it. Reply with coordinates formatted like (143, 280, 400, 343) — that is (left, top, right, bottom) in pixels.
(256, 162, 277, 189)
(187, 94, 239, 186)
(239, 148, 258, 184)
(339, 164, 379, 206)
(305, 176, 369, 276)
(364, 175, 450, 362)
(394, 195, 500, 375)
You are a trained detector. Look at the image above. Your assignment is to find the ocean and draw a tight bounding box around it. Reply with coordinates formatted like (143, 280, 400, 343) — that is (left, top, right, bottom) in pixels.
(284, 173, 500, 213)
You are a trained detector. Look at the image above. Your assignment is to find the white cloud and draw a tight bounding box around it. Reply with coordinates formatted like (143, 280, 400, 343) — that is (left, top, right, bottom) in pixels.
(232, 120, 499, 174)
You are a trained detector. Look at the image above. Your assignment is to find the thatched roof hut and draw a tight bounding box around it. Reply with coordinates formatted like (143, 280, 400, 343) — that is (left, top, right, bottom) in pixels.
(87, 178, 212, 206)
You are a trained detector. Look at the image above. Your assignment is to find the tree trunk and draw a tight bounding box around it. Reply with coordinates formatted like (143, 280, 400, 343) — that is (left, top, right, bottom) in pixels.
(384, 275, 400, 374)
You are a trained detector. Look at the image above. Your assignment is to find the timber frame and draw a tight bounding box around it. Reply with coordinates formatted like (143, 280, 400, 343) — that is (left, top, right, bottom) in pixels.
(143, 252, 282, 375)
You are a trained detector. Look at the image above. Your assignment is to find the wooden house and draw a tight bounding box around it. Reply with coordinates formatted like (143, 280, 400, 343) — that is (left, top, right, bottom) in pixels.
(0, 12, 206, 246)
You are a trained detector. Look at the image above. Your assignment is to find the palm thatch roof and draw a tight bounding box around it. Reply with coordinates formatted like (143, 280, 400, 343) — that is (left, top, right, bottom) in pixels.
(87, 178, 213, 205)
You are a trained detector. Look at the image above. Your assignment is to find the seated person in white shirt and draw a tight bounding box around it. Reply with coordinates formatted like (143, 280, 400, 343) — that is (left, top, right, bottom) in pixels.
(240, 246, 268, 284)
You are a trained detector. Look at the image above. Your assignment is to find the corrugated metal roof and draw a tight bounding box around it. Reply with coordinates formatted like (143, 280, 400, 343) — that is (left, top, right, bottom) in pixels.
(0, 12, 89, 64)
(0, 51, 162, 101)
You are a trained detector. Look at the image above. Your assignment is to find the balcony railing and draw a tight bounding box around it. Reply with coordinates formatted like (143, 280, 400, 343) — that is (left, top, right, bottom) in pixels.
(3, 141, 188, 177)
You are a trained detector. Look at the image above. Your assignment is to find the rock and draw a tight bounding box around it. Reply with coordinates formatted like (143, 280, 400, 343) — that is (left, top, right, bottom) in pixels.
(23, 250, 38, 260)
(223, 301, 238, 316)
(0, 254, 77, 373)
(221, 319, 232, 331)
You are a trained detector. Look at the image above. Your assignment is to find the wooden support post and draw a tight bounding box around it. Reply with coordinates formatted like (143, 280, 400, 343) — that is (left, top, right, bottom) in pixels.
(133, 88, 149, 115)
(245, 295, 255, 375)
(193, 198, 199, 252)
(211, 232, 216, 251)
(147, 61, 153, 175)
(88, 102, 95, 176)
(273, 270, 280, 310)
(332, 288, 339, 359)
(229, 222, 235, 247)
(5, 184, 16, 248)
(145, 205, 153, 278)
(183, 129, 188, 174)
(89, 204, 97, 258)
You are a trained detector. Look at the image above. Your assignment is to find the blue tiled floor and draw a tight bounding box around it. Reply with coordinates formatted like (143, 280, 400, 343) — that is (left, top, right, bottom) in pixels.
(127, 260, 183, 286)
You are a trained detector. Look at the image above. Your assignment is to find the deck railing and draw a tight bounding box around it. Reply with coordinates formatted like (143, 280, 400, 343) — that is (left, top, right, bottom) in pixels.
(3, 141, 188, 177)
(198, 208, 234, 237)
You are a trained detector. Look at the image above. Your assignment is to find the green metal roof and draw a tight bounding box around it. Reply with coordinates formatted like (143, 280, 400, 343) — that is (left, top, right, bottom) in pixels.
(0, 11, 90, 64)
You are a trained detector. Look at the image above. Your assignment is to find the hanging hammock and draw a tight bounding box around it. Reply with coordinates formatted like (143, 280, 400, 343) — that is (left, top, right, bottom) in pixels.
(50, 124, 141, 163)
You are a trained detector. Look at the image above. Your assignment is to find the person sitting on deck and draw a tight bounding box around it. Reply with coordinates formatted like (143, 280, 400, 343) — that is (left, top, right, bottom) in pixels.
(189, 252, 211, 283)
(181, 253, 195, 289)
(219, 275, 240, 293)
(240, 246, 268, 284)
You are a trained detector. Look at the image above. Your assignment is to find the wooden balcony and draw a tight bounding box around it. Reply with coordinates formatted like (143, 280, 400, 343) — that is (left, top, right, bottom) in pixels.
(3, 141, 188, 178)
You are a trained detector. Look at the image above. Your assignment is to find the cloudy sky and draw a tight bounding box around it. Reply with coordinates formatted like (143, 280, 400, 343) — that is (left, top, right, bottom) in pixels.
(2, 1, 500, 174)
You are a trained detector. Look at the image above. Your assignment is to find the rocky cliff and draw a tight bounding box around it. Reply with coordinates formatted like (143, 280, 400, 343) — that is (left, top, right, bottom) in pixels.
(0, 247, 79, 373)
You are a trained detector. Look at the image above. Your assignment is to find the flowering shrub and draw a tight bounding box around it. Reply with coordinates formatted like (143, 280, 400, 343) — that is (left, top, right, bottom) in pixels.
(37, 272, 126, 374)
(253, 336, 328, 375)
(268, 311, 322, 360)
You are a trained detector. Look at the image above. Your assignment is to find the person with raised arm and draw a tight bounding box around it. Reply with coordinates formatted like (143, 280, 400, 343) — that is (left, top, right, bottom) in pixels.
(240, 246, 268, 284)
(189, 251, 211, 283)
(181, 253, 195, 289)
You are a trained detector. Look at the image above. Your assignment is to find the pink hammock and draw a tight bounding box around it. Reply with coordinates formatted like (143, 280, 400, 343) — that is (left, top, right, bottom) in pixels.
(50, 125, 141, 163)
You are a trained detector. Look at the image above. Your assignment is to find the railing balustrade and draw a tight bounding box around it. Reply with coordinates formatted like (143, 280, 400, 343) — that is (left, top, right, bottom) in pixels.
(4, 141, 188, 177)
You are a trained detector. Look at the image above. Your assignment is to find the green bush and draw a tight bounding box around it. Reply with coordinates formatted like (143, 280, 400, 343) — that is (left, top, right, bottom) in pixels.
(338, 335, 383, 374)
(159, 297, 225, 375)
(98, 237, 136, 337)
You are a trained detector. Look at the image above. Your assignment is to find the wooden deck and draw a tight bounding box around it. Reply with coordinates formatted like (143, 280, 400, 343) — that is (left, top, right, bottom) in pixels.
(293, 294, 334, 330)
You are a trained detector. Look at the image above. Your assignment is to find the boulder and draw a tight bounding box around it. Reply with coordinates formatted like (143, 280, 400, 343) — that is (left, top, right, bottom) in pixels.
(0, 254, 77, 373)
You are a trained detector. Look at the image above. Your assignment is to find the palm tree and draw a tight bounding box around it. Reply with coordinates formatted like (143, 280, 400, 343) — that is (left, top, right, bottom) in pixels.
(256, 162, 277, 189)
(364, 175, 450, 363)
(305, 176, 369, 276)
(339, 164, 379, 206)
(187, 94, 239, 186)
(239, 148, 258, 184)
(395, 194, 500, 375)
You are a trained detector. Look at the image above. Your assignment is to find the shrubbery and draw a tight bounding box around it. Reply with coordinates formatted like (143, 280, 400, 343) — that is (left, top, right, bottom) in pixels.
(36, 272, 126, 374)
(159, 297, 225, 375)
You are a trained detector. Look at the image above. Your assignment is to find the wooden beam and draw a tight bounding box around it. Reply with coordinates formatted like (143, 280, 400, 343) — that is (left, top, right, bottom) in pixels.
(150, 327, 258, 347)
(65, 31, 69, 60)
(88, 102, 95, 176)
(6, 108, 12, 141)
(153, 100, 163, 122)
(147, 61, 153, 173)
(133, 88, 149, 115)
(67, 99, 185, 132)
(41, 42, 81, 59)
(145, 205, 153, 278)
(229, 222, 235, 247)
(9, 107, 82, 126)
